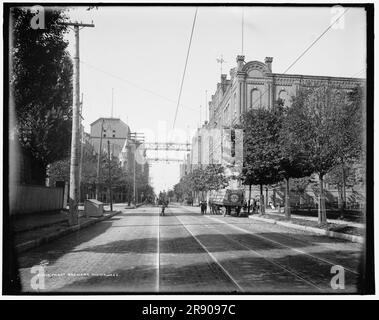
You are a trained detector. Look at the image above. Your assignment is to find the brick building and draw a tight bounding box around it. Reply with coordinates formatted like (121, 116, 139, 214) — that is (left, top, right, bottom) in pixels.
(187, 55, 365, 209)
(90, 117, 130, 158)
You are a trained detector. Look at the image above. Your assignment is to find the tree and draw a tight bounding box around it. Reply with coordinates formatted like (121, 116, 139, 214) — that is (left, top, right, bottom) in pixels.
(204, 164, 229, 191)
(241, 107, 282, 215)
(329, 86, 364, 216)
(167, 190, 175, 201)
(173, 164, 229, 204)
(189, 167, 208, 202)
(290, 177, 312, 207)
(283, 86, 362, 225)
(11, 8, 73, 184)
(276, 99, 314, 219)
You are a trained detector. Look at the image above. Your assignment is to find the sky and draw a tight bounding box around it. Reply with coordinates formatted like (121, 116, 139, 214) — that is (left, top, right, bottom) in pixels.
(63, 5, 366, 193)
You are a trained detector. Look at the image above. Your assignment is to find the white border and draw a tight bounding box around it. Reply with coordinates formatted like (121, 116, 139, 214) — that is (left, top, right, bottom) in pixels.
(1, 0, 376, 300)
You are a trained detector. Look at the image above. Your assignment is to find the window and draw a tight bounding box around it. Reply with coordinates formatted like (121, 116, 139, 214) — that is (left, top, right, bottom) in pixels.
(250, 89, 261, 109)
(112, 134, 116, 138)
(103, 134, 106, 137)
(223, 104, 229, 126)
(278, 89, 288, 105)
(231, 129, 235, 157)
(233, 93, 237, 116)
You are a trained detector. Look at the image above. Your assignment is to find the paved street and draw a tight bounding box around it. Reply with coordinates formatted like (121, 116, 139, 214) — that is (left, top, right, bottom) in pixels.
(18, 204, 363, 293)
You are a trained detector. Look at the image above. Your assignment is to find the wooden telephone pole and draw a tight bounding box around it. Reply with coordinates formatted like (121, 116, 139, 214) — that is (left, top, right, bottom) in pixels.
(107, 140, 113, 212)
(59, 21, 94, 225)
(96, 119, 105, 200)
(129, 132, 145, 208)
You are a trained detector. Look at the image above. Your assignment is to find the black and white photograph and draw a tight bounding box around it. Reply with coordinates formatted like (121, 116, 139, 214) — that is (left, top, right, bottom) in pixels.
(2, 2, 374, 297)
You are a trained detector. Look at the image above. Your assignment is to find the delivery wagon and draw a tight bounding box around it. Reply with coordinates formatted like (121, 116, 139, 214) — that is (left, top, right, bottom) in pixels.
(208, 189, 245, 217)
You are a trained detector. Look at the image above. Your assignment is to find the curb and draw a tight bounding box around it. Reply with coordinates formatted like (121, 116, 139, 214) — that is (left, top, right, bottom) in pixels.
(16, 211, 121, 254)
(249, 215, 364, 244)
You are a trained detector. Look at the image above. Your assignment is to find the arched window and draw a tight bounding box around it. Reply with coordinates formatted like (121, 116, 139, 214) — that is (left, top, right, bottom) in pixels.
(223, 104, 230, 126)
(250, 89, 261, 109)
(278, 89, 288, 104)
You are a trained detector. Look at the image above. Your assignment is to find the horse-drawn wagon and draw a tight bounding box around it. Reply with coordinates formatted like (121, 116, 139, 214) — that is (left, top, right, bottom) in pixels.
(208, 189, 246, 217)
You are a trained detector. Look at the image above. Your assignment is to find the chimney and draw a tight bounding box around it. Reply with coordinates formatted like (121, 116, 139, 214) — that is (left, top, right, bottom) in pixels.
(236, 55, 245, 71)
(221, 74, 227, 92)
(265, 57, 273, 72)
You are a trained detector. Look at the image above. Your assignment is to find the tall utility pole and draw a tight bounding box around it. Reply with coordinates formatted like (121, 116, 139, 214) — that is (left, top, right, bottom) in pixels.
(133, 143, 136, 208)
(96, 119, 105, 200)
(107, 140, 113, 212)
(129, 132, 145, 208)
(60, 21, 94, 226)
(78, 94, 84, 204)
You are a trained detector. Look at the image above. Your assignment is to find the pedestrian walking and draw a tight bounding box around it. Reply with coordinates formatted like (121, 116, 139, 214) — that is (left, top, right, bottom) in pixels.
(200, 201, 205, 214)
(252, 199, 257, 214)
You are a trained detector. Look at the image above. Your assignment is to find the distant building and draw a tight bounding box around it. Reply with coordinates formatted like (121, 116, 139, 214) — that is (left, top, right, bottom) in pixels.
(90, 117, 130, 158)
(119, 137, 148, 179)
(89, 117, 149, 203)
(180, 153, 191, 179)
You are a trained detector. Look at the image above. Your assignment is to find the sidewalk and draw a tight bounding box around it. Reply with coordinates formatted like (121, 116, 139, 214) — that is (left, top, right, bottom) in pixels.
(12, 210, 69, 233)
(249, 209, 364, 243)
(263, 209, 364, 229)
(13, 209, 120, 253)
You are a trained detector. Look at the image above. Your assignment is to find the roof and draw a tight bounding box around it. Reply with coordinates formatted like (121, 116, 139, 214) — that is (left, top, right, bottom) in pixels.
(90, 117, 127, 127)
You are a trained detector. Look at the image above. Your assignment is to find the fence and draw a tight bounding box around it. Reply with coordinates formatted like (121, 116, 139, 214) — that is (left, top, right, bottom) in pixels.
(10, 184, 64, 215)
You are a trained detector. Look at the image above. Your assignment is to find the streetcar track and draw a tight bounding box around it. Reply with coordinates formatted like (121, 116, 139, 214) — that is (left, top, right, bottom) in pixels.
(157, 205, 358, 293)
(174, 204, 358, 275)
(164, 207, 244, 292)
(225, 215, 362, 260)
(201, 222, 323, 291)
(170, 208, 323, 291)
(205, 214, 359, 275)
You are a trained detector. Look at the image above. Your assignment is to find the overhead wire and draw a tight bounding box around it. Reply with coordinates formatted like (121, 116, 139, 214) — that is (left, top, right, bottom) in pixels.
(250, 7, 350, 109)
(80, 60, 198, 111)
(172, 7, 198, 129)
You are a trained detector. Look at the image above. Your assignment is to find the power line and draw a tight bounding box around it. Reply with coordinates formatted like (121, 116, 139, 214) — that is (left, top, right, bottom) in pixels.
(283, 8, 350, 74)
(251, 7, 350, 109)
(80, 60, 198, 111)
(172, 7, 198, 129)
(350, 68, 366, 78)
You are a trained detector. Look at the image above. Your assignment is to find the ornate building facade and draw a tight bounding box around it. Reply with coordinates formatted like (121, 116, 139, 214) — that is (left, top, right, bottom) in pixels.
(188, 55, 365, 208)
(208, 55, 364, 130)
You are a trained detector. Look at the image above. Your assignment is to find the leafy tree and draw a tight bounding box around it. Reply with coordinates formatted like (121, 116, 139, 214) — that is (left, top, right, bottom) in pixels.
(277, 100, 314, 219)
(290, 177, 312, 207)
(282, 86, 362, 225)
(47, 158, 70, 186)
(189, 167, 208, 201)
(11, 7, 73, 184)
(139, 184, 155, 203)
(241, 108, 282, 214)
(204, 164, 229, 191)
(167, 190, 175, 201)
(173, 164, 228, 204)
(174, 174, 194, 203)
(328, 86, 363, 216)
